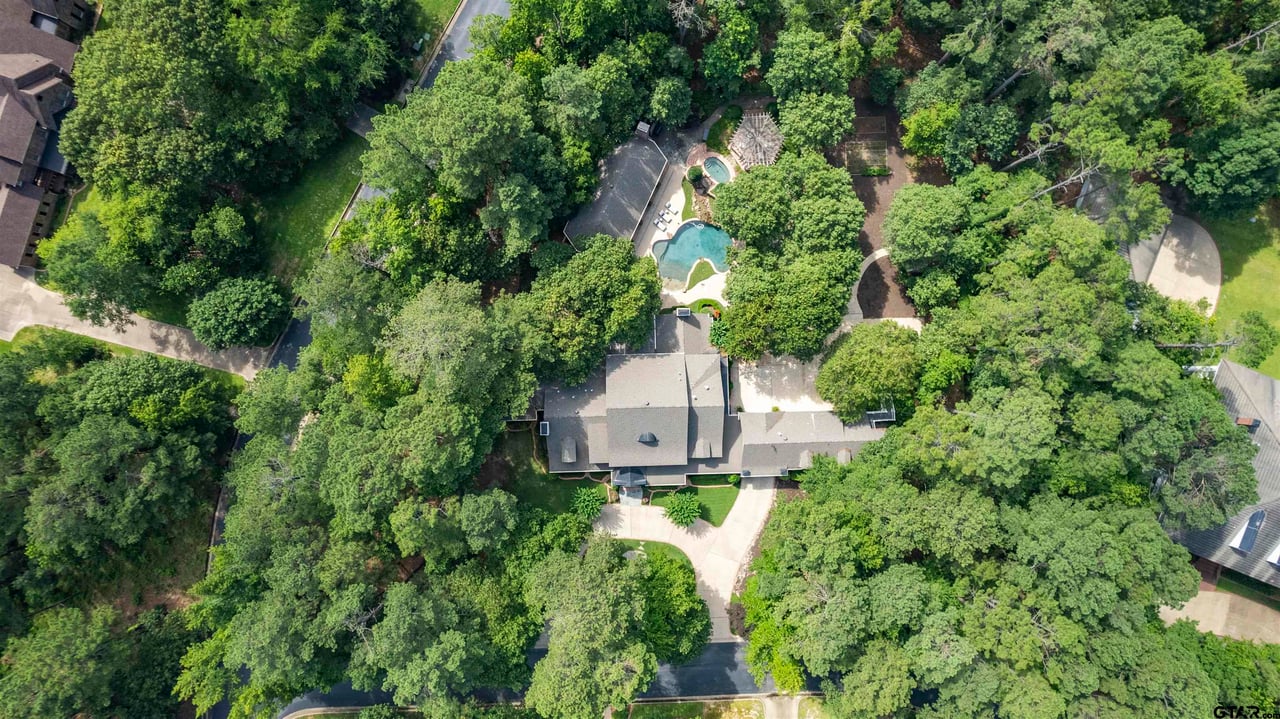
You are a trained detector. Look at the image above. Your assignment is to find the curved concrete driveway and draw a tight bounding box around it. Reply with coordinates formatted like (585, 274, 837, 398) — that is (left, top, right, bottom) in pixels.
(0, 268, 268, 379)
(595, 477, 777, 642)
(1145, 214, 1222, 314)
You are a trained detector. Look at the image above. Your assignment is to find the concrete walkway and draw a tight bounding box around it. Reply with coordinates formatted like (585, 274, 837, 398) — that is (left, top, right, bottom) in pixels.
(0, 268, 268, 379)
(595, 477, 777, 642)
(1161, 588, 1280, 644)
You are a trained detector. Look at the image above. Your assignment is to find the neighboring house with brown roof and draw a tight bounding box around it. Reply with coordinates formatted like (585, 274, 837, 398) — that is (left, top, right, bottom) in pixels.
(530, 314, 887, 494)
(1173, 360, 1280, 588)
(0, 0, 86, 70)
(0, 0, 87, 267)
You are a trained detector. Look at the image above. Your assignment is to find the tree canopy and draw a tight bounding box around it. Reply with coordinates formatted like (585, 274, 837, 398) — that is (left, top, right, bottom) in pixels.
(712, 152, 866, 360)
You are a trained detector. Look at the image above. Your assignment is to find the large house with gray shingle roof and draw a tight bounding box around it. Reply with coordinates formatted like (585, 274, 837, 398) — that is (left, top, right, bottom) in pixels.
(532, 313, 885, 491)
(1174, 360, 1280, 588)
(0, 0, 86, 267)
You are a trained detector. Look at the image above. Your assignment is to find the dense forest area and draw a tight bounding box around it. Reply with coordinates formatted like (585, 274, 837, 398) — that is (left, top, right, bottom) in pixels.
(3, 0, 1280, 717)
(740, 0, 1280, 715)
(39, 0, 410, 342)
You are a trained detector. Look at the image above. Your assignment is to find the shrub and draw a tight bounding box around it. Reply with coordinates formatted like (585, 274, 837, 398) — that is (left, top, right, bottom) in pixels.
(572, 486, 606, 520)
(663, 491, 702, 527)
(1235, 311, 1280, 368)
(358, 706, 400, 719)
(530, 241, 576, 275)
(687, 165, 704, 182)
(187, 277, 290, 349)
(869, 66, 904, 105)
(709, 318, 728, 347)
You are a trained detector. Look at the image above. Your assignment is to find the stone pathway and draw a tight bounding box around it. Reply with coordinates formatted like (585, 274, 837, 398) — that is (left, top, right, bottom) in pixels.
(595, 477, 777, 642)
(0, 268, 268, 379)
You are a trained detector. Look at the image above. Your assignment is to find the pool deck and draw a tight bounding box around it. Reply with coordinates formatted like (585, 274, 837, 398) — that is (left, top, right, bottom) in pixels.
(634, 169, 687, 259)
(662, 272, 727, 309)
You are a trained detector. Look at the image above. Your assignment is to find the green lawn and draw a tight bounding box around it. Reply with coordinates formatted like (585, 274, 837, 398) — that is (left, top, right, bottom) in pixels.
(617, 540, 695, 570)
(682, 178, 696, 221)
(66, 182, 105, 218)
(631, 700, 764, 719)
(1216, 568, 1280, 613)
(1207, 200, 1280, 378)
(631, 703, 705, 719)
(0, 325, 245, 392)
(410, 0, 462, 40)
(707, 105, 744, 155)
(685, 259, 716, 290)
(502, 429, 606, 514)
(798, 698, 829, 719)
(650, 483, 739, 527)
(256, 130, 369, 286)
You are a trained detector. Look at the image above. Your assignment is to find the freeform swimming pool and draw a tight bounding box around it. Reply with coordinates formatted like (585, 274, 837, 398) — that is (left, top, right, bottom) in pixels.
(653, 221, 731, 280)
(703, 156, 732, 184)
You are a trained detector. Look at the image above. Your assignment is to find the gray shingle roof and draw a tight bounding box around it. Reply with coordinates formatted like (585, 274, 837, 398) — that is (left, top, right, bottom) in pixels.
(739, 411, 881, 477)
(533, 311, 887, 483)
(1173, 360, 1280, 587)
(0, 182, 40, 266)
(686, 354, 724, 459)
(0, 2, 78, 72)
(542, 370, 607, 473)
(606, 353, 690, 467)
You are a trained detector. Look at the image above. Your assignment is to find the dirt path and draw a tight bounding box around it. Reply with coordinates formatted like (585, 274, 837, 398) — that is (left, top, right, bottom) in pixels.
(840, 99, 926, 322)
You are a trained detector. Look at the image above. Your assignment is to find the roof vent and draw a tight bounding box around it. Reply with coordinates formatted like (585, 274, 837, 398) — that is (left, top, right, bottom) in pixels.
(638, 432, 658, 444)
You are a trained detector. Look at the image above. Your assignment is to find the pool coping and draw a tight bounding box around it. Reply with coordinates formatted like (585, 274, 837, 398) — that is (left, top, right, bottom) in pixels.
(651, 219, 733, 289)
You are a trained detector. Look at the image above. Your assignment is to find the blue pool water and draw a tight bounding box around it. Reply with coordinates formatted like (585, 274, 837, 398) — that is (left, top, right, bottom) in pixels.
(654, 221, 732, 280)
(703, 156, 732, 184)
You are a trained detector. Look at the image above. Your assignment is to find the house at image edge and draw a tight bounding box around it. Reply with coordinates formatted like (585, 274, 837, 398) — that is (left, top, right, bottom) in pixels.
(1173, 359, 1280, 588)
(524, 313, 890, 496)
(0, 0, 90, 268)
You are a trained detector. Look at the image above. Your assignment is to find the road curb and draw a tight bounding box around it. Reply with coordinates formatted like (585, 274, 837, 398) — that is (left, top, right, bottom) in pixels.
(412, 0, 470, 90)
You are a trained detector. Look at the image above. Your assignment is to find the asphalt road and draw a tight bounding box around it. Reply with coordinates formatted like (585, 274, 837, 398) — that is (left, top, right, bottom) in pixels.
(272, 643, 804, 718)
(418, 0, 511, 88)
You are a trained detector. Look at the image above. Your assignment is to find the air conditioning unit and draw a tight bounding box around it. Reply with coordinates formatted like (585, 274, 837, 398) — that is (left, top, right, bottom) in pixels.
(538, 421, 550, 437)
(675, 307, 692, 317)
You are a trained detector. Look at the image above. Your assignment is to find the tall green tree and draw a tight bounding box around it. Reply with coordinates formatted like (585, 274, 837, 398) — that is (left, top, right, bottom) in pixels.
(818, 321, 921, 422)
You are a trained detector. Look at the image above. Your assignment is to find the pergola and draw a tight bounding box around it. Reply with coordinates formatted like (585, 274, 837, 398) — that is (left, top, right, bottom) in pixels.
(729, 112, 784, 169)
